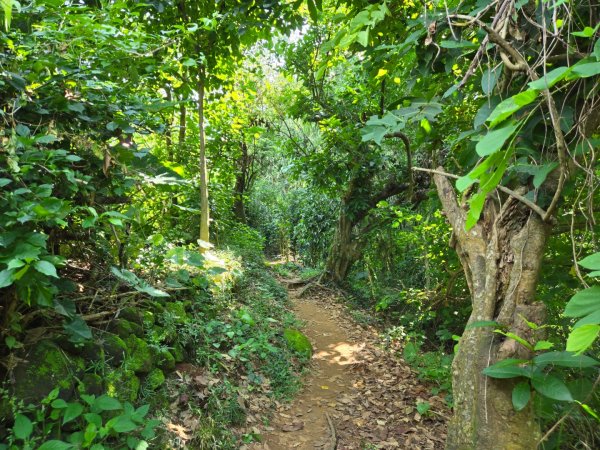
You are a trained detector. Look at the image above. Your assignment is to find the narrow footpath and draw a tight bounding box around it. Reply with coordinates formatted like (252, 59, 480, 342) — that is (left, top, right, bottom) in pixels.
(253, 286, 448, 449)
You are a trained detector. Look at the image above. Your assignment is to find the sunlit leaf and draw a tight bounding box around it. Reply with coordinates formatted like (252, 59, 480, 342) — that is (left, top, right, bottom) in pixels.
(476, 122, 519, 156)
(566, 325, 600, 354)
(565, 286, 600, 317)
(487, 92, 537, 128)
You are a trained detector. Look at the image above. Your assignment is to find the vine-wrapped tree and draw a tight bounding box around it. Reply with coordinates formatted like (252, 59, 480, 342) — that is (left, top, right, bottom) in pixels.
(420, 2, 598, 448)
(334, 0, 599, 447)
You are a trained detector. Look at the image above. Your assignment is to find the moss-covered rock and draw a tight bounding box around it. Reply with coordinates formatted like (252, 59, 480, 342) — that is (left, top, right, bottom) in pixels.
(119, 307, 144, 325)
(148, 300, 165, 315)
(11, 340, 85, 403)
(109, 319, 144, 339)
(124, 335, 152, 373)
(283, 329, 313, 359)
(145, 368, 165, 390)
(142, 310, 156, 326)
(150, 347, 175, 371)
(105, 368, 140, 403)
(101, 333, 128, 366)
(171, 343, 185, 362)
(163, 301, 189, 322)
(55, 336, 102, 361)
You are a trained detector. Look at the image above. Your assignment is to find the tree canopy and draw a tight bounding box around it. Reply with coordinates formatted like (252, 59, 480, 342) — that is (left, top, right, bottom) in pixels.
(1, 0, 599, 448)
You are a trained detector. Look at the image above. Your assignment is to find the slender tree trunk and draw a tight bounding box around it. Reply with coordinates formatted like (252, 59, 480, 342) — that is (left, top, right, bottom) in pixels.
(178, 99, 186, 152)
(198, 69, 210, 244)
(233, 141, 248, 224)
(164, 88, 173, 155)
(433, 171, 548, 450)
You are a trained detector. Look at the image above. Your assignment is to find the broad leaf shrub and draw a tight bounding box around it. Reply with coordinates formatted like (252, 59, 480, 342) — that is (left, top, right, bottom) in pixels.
(0, 388, 158, 450)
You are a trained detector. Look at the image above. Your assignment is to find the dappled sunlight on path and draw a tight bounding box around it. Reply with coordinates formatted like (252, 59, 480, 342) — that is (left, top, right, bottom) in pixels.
(249, 287, 448, 450)
(314, 341, 366, 366)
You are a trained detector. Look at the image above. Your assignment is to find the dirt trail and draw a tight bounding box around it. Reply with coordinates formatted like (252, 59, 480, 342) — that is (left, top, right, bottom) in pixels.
(255, 286, 448, 449)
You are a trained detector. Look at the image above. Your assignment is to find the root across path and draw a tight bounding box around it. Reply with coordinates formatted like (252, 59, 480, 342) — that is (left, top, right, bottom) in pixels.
(250, 286, 448, 449)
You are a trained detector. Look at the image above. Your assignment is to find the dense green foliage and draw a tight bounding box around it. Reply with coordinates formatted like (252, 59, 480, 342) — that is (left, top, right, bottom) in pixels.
(1, 0, 599, 448)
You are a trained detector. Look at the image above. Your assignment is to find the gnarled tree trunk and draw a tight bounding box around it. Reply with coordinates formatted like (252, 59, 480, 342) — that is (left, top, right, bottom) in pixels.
(433, 171, 549, 450)
(322, 176, 409, 284)
(323, 209, 362, 283)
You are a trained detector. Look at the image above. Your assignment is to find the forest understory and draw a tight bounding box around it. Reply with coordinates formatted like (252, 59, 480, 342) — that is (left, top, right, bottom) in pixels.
(1, 0, 599, 449)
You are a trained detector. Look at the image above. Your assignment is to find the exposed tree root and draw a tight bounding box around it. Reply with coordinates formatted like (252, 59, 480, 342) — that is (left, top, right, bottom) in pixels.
(325, 412, 337, 450)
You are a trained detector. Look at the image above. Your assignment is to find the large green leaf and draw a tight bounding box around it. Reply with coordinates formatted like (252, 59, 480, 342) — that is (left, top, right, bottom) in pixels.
(512, 381, 531, 411)
(93, 395, 122, 412)
(533, 351, 598, 368)
(487, 91, 537, 128)
(483, 359, 532, 379)
(566, 325, 600, 354)
(63, 402, 84, 425)
(13, 413, 33, 440)
(0, 269, 14, 288)
(532, 162, 558, 189)
(306, 0, 318, 22)
(111, 267, 169, 297)
(37, 441, 73, 450)
(568, 61, 600, 79)
(481, 66, 501, 95)
(574, 310, 600, 329)
(528, 66, 571, 90)
(63, 317, 92, 342)
(34, 260, 59, 278)
(1, 0, 13, 31)
(440, 40, 478, 49)
(136, 284, 170, 297)
(108, 415, 138, 433)
(531, 374, 573, 402)
(578, 253, 600, 271)
(465, 191, 486, 230)
(476, 122, 519, 156)
(564, 286, 600, 317)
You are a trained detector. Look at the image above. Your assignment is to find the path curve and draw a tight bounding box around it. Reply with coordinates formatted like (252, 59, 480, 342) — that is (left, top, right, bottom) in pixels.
(253, 286, 448, 449)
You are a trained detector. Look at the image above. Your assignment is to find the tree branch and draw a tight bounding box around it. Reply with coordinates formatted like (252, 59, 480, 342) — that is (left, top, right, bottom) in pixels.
(413, 167, 549, 220)
(449, 13, 531, 74)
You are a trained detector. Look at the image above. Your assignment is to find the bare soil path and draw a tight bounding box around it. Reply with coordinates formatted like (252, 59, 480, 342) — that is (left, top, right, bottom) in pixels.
(252, 286, 448, 449)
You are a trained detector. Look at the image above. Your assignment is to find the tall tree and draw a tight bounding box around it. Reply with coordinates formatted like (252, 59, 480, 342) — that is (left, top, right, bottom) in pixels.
(351, 0, 599, 447)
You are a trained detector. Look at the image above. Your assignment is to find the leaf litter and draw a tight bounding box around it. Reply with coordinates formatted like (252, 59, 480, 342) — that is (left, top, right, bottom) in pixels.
(248, 286, 448, 449)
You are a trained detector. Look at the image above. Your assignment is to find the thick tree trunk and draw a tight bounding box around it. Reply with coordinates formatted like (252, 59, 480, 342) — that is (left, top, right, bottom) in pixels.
(433, 171, 549, 450)
(322, 174, 409, 284)
(198, 70, 210, 244)
(323, 210, 361, 283)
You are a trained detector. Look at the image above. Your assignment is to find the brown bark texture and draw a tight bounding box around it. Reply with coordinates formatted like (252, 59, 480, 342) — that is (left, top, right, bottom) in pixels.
(198, 72, 210, 244)
(323, 177, 409, 283)
(433, 170, 549, 450)
(323, 211, 362, 283)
